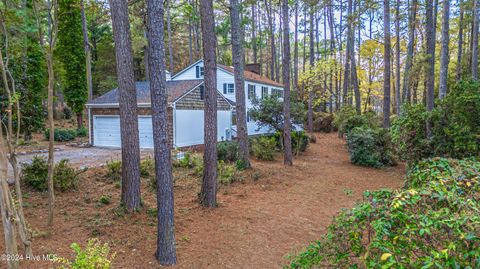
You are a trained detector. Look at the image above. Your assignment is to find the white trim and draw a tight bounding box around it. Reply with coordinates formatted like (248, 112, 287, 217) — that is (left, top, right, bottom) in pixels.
(88, 107, 92, 145)
(170, 59, 204, 80)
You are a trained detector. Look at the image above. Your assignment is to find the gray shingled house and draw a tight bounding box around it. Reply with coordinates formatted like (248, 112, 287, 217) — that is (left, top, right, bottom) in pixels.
(86, 80, 233, 148)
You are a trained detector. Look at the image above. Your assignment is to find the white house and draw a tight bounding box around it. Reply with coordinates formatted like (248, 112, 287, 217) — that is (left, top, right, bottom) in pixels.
(171, 59, 285, 136)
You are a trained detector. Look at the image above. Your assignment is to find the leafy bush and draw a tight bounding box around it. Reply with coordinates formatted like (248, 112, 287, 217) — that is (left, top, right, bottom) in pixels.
(22, 156, 80, 191)
(55, 239, 115, 269)
(291, 131, 309, 155)
(287, 158, 480, 268)
(44, 128, 77, 142)
(218, 161, 238, 184)
(217, 141, 239, 162)
(334, 106, 379, 136)
(312, 112, 334, 133)
(63, 106, 72, 120)
(105, 160, 121, 181)
(251, 136, 277, 161)
(140, 157, 155, 178)
(98, 195, 111, 205)
(76, 126, 88, 137)
(346, 127, 396, 168)
(173, 152, 195, 168)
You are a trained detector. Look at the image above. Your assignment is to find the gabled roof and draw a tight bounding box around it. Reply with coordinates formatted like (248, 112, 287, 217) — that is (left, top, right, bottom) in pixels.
(171, 59, 284, 88)
(87, 80, 203, 106)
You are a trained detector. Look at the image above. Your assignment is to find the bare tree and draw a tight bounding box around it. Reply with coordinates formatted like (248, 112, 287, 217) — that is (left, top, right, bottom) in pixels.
(439, 0, 450, 99)
(230, 0, 251, 169)
(282, 0, 293, 166)
(146, 0, 177, 264)
(109, 0, 142, 211)
(80, 0, 93, 101)
(383, 0, 391, 128)
(199, 0, 218, 207)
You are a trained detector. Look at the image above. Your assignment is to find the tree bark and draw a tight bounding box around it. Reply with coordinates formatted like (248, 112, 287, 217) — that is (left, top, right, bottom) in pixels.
(383, 0, 391, 128)
(293, 1, 299, 92)
(252, 4, 257, 63)
(167, 0, 174, 74)
(282, 0, 293, 166)
(146, 0, 177, 264)
(265, 0, 276, 81)
(80, 0, 93, 101)
(199, 0, 218, 208)
(402, 0, 417, 104)
(472, 0, 479, 79)
(439, 0, 450, 99)
(109, 0, 142, 211)
(350, 0, 360, 114)
(425, 0, 436, 137)
(307, 5, 314, 132)
(395, 0, 401, 112)
(456, 0, 464, 80)
(230, 0, 251, 169)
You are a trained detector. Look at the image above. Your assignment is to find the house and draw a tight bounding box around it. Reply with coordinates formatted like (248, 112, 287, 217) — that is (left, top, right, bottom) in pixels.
(86, 60, 285, 149)
(170, 59, 285, 136)
(86, 80, 233, 148)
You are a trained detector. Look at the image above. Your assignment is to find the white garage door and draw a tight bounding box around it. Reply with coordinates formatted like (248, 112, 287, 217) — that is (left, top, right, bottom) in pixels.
(93, 116, 154, 149)
(175, 110, 232, 147)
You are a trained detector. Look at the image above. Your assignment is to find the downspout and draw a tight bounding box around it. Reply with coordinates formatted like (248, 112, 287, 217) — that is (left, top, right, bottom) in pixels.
(88, 106, 92, 145)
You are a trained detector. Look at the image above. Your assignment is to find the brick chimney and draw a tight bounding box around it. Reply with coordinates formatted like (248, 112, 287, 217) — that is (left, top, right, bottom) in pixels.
(245, 63, 261, 75)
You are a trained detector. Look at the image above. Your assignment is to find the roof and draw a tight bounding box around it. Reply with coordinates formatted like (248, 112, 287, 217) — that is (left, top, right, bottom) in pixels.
(170, 59, 284, 88)
(217, 64, 284, 88)
(87, 80, 203, 106)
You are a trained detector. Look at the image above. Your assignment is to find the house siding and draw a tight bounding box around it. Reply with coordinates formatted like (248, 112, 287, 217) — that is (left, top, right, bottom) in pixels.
(175, 86, 232, 110)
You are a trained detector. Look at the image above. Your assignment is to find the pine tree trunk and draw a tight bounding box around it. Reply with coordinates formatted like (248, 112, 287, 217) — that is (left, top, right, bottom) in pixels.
(146, 0, 177, 264)
(252, 4, 257, 63)
(282, 0, 293, 166)
(167, 0, 174, 74)
(307, 5, 314, 132)
(293, 1, 299, 92)
(425, 0, 436, 137)
(344, 0, 353, 106)
(383, 0, 391, 128)
(109, 0, 142, 211)
(265, 0, 275, 81)
(199, 0, 218, 208)
(439, 0, 450, 99)
(402, 0, 417, 104)
(456, 0, 464, 80)
(472, 0, 479, 79)
(230, 0, 250, 169)
(350, 0, 360, 114)
(395, 0, 401, 113)
(80, 0, 93, 101)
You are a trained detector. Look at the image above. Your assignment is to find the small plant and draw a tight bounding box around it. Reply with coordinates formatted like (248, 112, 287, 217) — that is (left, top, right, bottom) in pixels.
(251, 136, 277, 161)
(98, 195, 111, 205)
(55, 239, 115, 269)
(291, 131, 309, 155)
(140, 157, 155, 178)
(44, 128, 77, 142)
(54, 159, 81, 191)
(217, 141, 239, 162)
(63, 107, 73, 120)
(346, 127, 395, 168)
(22, 156, 48, 191)
(218, 161, 237, 184)
(173, 152, 194, 168)
(76, 126, 88, 137)
(105, 160, 121, 181)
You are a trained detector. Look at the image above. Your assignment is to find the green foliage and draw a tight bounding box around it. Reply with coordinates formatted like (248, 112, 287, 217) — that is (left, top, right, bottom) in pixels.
(347, 127, 396, 168)
(43, 128, 78, 142)
(334, 106, 379, 135)
(251, 136, 277, 161)
(287, 158, 480, 268)
(105, 160, 121, 181)
(140, 157, 155, 178)
(217, 141, 239, 162)
(56, 0, 87, 117)
(22, 157, 80, 191)
(98, 195, 111, 205)
(312, 112, 334, 133)
(76, 126, 88, 137)
(55, 239, 115, 269)
(173, 152, 195, 168)
(250, 95, 306, 133)
(291, 131, 309, 155)
(218, 161, 238, 184)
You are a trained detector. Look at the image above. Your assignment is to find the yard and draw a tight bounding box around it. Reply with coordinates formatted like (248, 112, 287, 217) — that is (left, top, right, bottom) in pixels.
(0, 133, 405, 268)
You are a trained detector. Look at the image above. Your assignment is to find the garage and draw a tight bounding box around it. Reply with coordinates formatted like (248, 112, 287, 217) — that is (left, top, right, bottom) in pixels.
(92, 115, 154, 149)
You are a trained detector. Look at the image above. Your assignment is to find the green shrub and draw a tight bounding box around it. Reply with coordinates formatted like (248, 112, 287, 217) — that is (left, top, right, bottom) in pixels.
(173, 152, 194, 168)
(334, 106, 379, 136)
(22, 157, 80, 191)
(312, 112, 334, 133)
(140, 157, 155, 178)
(291, 131, 309, 155)
(98, 195, 111, 205)
(55, 239, 115, 269)
(44, 128, 78, 142)
(346, 127, 395, 168)
(105, 160, 121, 181)
(76, 126, 88, 137)
(287, 158, 480, 268)
(218, 161, 237, 184)
(217, 141, 239, 162)
(63, 107, 72, 120)
(251, 136, 277, 161)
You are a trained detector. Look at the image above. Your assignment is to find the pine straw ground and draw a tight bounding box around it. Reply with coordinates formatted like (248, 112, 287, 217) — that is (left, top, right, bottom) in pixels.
(1, 133, 405, 269)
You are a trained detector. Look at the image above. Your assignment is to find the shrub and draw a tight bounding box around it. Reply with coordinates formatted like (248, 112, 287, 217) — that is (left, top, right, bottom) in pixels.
(346, 127, 395, 168)
(334, 106, 379, 136)
(98, 195, 111, 205)
(291, 131, 309, 155)
(55, 239, 115, 269)
(173, 152, 195, 168)
(140, 157, 155, 178)
(251, 136, 277, 161)
(218, 161, 237, 184)
(76, 126, 88, 137)
(63, 106, 72, 120)
(44, 128, 77, 142)
(217, 141, 239, 162)
(105, 160, 121, 181)
(22, 157, 80, 191)
(287, 158, 480, 268)
(312, 112, 334, 133)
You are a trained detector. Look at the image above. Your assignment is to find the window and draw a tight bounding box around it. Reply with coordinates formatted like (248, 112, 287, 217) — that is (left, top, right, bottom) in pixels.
(232, 111, 237, 125)
(199, 85, 204, 100)
(223, 83, 235, 94)
(247, 111, 251, 122)
(261, 86, 268, 99)
(271, 88, 284, 98)
(196, 66, 204, 78)
(248, 84, 256, 100)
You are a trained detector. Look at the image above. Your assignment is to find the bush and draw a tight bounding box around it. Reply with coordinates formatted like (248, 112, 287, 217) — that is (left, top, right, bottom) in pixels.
(44, 128, 77, 142)
(334, 106, 379, 136)
(173, 152, 194, 168)
(140, 157, 155, 178)
(22, 156, 80, 191)
(251, 136, 277, 161)
(105, 160, 121, 181)
(218, 161, 238, 184)
(291, 131, 309, 155)
(346, 127, 395, 168)
(287, 158, 480, 268)
(98, 195, 111, 205)
(55, 239, 115, 269)
(63, 106, 72, 120)
(217, 141, 239, 162)
(76, 126, 88, 137)
(312, 112, 334, 132)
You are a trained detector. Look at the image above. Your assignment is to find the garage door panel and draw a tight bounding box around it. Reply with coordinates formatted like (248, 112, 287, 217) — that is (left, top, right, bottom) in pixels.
(93, 116, 154, 149)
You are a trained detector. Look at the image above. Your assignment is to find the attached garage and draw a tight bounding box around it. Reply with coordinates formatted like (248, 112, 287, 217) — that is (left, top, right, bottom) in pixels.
(87, 80, 233, 149)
